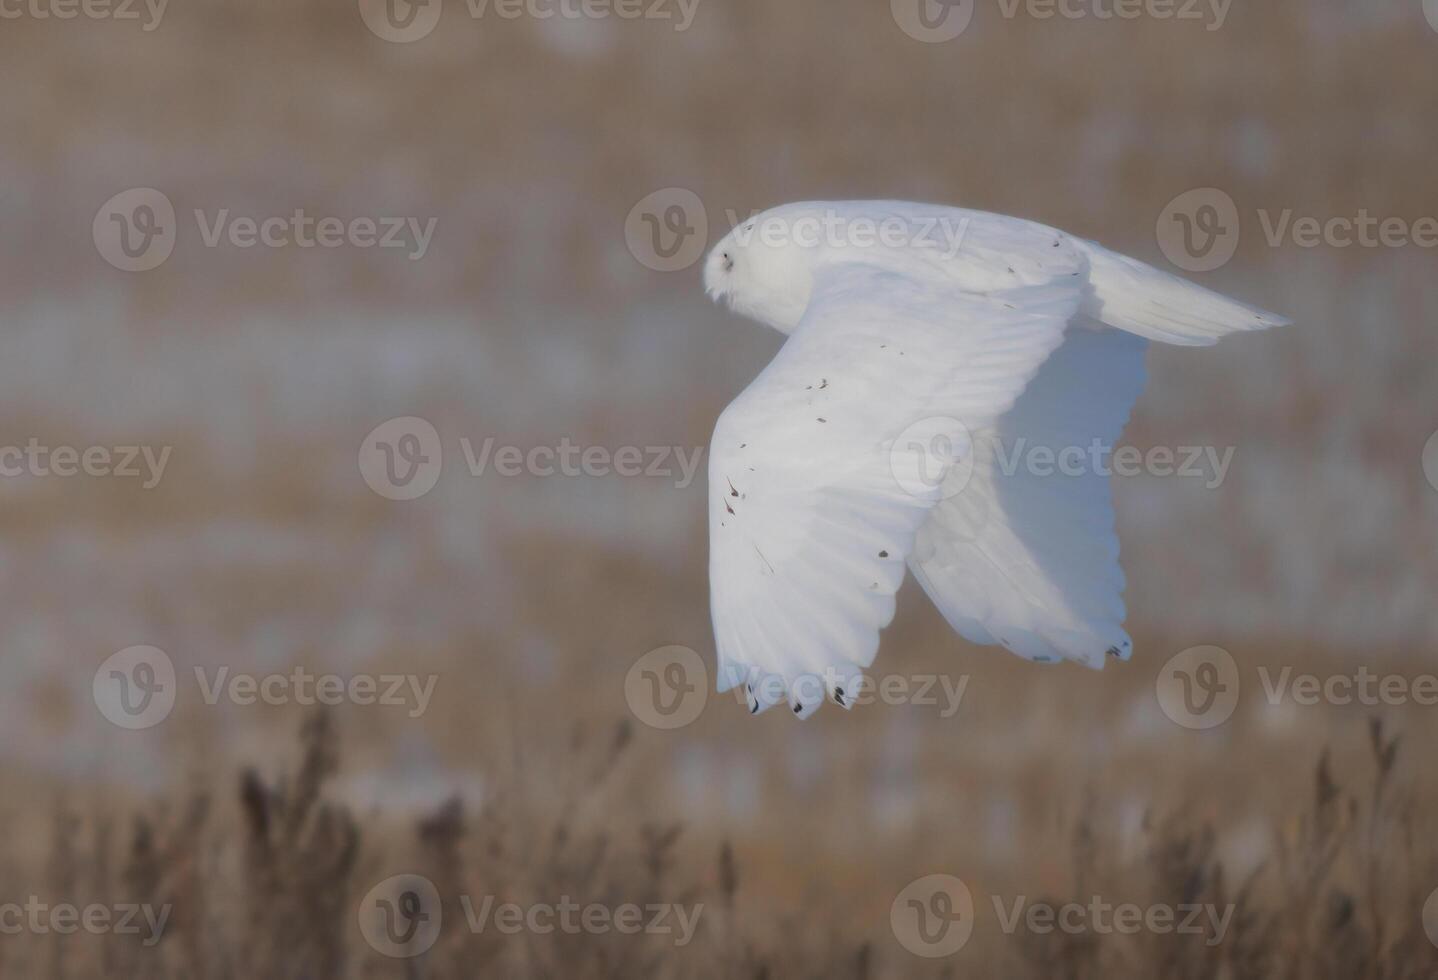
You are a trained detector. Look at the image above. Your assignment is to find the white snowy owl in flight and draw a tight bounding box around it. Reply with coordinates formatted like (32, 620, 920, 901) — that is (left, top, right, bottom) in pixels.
(702, 201, 1288, 717)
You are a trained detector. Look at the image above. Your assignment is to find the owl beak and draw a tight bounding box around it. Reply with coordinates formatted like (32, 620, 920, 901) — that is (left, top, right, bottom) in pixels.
(703, 244, 732, 301)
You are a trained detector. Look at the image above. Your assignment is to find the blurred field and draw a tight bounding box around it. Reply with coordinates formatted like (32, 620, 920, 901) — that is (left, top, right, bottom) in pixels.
(1, 0, 1436, 974)
(5, 711, 1438, 977)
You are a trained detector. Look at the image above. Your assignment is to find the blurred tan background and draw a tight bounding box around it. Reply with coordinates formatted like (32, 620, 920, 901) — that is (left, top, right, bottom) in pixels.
(1, 0, 1437, 976)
